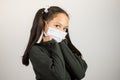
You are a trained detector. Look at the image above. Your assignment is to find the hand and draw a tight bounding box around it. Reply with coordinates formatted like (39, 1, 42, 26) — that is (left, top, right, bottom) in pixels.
(42, 36, 53, 42)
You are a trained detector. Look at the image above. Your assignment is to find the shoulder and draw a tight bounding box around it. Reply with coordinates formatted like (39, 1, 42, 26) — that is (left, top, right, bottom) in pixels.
(30, 45, 41, 53)
(29, 44, 45, 57)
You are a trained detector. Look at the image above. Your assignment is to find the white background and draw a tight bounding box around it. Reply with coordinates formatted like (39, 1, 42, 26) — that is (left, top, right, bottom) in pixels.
(0, 0, 120, 80)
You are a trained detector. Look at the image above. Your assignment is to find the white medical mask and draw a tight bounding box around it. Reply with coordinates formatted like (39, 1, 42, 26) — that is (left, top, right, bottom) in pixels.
(44, 27, 67, 42)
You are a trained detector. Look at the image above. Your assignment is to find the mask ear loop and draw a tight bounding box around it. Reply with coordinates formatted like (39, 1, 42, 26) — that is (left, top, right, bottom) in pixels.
(43, 31, 48, 36)
(36, 30, 44, 43)
(37, 21, 49, 43)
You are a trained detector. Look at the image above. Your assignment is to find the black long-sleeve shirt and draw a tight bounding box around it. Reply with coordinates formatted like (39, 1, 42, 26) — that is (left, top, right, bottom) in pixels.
(29, 39, 88, 80)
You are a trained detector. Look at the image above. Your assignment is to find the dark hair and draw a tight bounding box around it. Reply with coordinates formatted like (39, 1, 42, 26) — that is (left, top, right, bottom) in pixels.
(22, 6, 82, 66)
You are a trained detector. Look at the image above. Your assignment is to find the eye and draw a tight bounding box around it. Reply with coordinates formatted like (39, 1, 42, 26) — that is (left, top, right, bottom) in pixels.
(55, 25, 60, 28)
(63, 28, 68, 31)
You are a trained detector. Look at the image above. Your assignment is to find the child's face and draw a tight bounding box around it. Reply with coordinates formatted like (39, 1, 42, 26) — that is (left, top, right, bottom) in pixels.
(44, 13, 69, 32)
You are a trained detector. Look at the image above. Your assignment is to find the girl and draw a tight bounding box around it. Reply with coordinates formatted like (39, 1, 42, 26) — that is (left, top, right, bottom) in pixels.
(22, 6, 88, 80)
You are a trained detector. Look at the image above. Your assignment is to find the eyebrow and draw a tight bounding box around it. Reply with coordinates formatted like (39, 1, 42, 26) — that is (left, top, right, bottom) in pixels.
(56, 22, 69, 28)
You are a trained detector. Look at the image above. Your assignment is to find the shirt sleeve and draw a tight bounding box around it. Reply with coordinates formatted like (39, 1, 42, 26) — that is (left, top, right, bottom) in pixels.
(59, 39, 88, 79)
(29, 39, 66, 80)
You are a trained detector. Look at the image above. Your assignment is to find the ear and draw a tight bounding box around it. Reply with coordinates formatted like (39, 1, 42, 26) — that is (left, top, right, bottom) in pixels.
(42, 21, 47, 30)
(44, 21, 48, 27)
(44, 21, 49, 32)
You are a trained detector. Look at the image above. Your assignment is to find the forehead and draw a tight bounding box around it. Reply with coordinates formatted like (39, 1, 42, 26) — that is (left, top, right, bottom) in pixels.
(47, 13, 69, 26)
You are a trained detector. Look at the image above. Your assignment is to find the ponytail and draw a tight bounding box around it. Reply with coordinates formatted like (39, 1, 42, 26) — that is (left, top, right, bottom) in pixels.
(22, 8, 45, 66)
